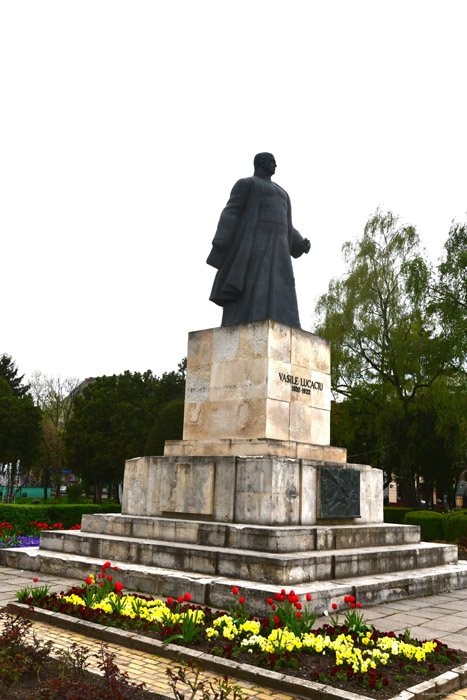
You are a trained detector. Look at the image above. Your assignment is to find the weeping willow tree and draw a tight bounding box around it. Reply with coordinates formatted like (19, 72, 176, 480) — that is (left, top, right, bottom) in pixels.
(315, 210, 451, 506)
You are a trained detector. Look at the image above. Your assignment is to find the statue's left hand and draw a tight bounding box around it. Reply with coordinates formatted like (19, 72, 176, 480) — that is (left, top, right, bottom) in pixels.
(302, 238, 311, 254)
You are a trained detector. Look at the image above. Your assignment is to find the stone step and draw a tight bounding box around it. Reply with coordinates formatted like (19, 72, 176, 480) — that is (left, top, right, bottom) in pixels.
(81, 513, 421, 552)
(2, 545, 467, 616)
(38, 530, 457, 585)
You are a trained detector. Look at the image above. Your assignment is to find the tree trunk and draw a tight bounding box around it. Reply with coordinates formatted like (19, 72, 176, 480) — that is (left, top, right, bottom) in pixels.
(94, 478, 103, 504)
(397, 409, 417, 507)
(42, 469, 48, 503)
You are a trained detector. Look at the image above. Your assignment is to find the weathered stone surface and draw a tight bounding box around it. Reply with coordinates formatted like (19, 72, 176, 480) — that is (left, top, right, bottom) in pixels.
(183, 320, 331, 444)
(164, 438, 347, 461)
(122, 456, 383, 525)
(234, 458, 301, 525)
(160, 461, 215, 514)
(434, 670, 460, 694)
(3, 546, 467, 617)
(81, 515, 420, 552)
(37, 527, 458, 585)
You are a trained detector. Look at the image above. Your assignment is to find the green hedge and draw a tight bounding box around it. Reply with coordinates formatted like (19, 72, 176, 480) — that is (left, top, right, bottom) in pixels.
(442, 511, 467, 542)
(383, 507, 419, 524)
(403, 510, 445, 541)
(0, 504, 121, 533)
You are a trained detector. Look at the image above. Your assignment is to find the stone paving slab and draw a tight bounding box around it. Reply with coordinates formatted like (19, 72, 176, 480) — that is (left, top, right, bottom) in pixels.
(1, 563, 467, 700)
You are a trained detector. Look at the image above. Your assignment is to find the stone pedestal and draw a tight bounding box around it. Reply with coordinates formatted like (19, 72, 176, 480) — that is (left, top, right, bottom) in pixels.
(183, 321, 331, 444)
(122, 455, 382, 526)
(14, 320, 465, 614)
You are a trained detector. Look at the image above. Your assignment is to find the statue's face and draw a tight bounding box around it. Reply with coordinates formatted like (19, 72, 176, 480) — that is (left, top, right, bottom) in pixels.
(262, 154, 277, 175)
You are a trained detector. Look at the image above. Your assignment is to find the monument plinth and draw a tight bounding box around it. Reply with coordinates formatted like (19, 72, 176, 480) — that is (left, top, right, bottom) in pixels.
(183, 321, 331, 444)
(122, 321, 381, 526)
(167, 320, 346, 460)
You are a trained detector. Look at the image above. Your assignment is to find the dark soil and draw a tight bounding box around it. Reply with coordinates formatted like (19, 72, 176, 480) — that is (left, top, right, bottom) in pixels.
(178, 631, 467, 699)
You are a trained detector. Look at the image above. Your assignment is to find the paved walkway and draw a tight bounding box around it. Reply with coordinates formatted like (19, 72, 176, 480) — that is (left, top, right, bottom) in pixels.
(1, 564, 467, 699)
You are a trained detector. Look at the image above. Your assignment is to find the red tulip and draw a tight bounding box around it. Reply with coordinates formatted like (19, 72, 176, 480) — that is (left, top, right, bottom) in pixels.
(357, 602, 362, 608)
(167, 597, 173, 604)
(296, 611, 301, 619)
(177, 596, 183, 603)
(267, 598, 273, 605)
(33, 578, 38, 582)
(85, 577, 93, 585)
(115, 582, 124, 593)
(232, 586, 239, 595)
(184, 592, 192, 601)
(332, 603, 337, 610)
(106, 575, 112, 581)
(274, 615, 280, 624)
(239, 596, 245, 604)
(103, 562, 111, 569)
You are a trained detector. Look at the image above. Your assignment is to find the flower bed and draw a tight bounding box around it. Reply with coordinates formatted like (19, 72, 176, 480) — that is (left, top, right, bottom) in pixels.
(15, 561, 467, 698)
(0, 520, 81, 549)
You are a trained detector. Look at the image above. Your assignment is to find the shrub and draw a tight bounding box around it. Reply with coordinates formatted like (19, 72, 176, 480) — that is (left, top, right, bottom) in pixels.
(403, 510, 444, 541)
(442, 510, 467, 542)
(383, 507, 419, 524)
(0, 612, 52, 687)
(67, 483, 84, 504)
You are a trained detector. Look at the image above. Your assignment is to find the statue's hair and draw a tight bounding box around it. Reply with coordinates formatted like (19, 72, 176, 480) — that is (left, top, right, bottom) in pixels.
(254, 152, 275, 169)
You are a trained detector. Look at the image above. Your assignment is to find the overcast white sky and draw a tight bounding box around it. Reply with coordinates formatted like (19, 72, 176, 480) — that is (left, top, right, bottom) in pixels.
(1, 0, 466, 383)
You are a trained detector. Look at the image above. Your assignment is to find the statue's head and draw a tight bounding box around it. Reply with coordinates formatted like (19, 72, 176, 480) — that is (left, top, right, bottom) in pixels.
(254, 152, 276, 176)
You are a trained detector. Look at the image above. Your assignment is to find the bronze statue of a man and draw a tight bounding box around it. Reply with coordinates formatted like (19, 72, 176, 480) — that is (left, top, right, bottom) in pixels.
(207, 153, 310, 329)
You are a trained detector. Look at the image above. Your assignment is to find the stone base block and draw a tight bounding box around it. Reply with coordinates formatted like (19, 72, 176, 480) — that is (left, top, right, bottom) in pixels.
(184, 321, 331, 444)
(164, 438, 347, 461)
(81, 514, 420, 552)
(122, 455, 383, 525)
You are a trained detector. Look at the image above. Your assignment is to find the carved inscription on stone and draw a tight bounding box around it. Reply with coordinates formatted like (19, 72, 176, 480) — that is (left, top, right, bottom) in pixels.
(278, 372, 323, 395)
(319, 467, 361, 519)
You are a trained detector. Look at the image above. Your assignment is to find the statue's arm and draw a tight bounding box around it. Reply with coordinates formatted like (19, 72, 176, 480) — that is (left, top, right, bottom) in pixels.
(286, 193, 310, 258)
(211, 178, 252, 250)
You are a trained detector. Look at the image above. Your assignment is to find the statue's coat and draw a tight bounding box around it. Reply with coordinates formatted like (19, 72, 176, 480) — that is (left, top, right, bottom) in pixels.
(207, 176, 306, 329)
